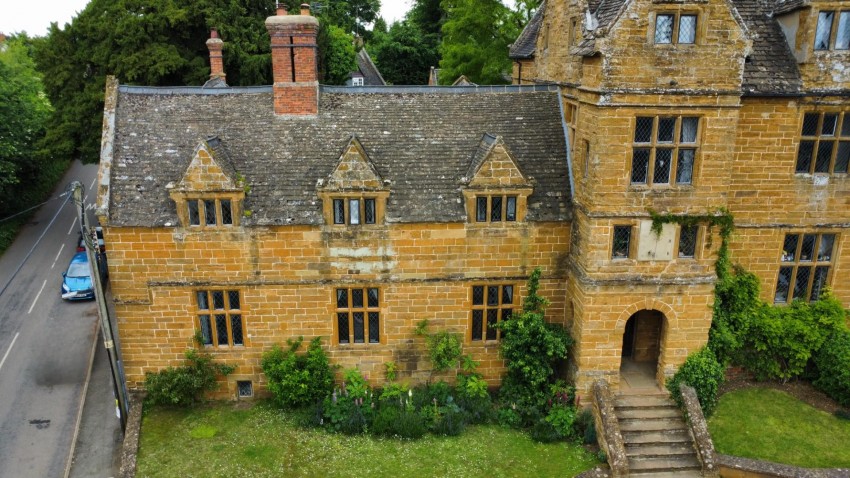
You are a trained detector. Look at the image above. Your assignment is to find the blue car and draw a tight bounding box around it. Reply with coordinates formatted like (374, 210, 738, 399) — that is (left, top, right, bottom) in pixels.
(62, 252, 95, 300)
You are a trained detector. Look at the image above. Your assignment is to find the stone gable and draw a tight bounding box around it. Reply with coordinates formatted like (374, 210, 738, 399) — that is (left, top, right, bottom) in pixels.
(321, 136, 385, 191)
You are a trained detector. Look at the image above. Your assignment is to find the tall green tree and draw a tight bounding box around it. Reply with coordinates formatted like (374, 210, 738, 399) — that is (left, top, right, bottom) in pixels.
(439, 0, 518, 85)
(318, 24, 357, 85)
(33, 0, 364, 164)
(0, 36, 52, 208)
(369, 21, 439, 85)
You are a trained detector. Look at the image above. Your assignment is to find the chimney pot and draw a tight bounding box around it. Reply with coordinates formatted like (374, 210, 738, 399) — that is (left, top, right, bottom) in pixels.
(300, 3, 310, 15)
(276, 3, 287, 15)
(210, 28, 219, 38)
(206, 29, 226, 82)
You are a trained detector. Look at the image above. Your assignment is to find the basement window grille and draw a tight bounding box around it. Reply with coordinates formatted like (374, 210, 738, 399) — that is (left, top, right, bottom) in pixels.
(237, 381, 253, 398)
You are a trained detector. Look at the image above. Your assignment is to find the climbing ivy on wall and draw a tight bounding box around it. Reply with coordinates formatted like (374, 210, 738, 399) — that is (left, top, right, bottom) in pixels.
(648, 208, 734, 279)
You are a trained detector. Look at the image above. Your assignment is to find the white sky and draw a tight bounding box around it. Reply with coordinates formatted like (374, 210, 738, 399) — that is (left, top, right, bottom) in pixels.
(0, 0, 414, 37)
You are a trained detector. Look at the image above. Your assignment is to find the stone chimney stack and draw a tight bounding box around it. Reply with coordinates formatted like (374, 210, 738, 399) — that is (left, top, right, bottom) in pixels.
(206, 29, 225, 82)
(265, 3, 319, 116)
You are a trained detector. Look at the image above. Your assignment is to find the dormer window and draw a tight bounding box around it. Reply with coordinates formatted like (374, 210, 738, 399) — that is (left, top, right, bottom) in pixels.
(332, 197, 377, 225)
(654, 13, 697, 45)
(352, 76, 364, 86)
(187, 198, 235, 227)
(815, 11, 850, 51)
(475, 195, 518, 222)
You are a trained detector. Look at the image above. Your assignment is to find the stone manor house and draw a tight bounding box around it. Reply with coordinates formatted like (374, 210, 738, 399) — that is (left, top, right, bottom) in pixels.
(96, 0, 849, 399)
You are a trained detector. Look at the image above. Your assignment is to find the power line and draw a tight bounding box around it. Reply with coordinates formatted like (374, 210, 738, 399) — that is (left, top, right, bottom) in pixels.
(0, 193, 68, 225)
(0, 185, 73, 301)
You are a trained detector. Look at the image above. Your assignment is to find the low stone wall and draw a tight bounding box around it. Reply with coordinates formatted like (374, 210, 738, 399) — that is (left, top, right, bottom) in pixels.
(119, 392, 144, 478)
(679, 383, 720, 477)
(719, 455, 850, 478)
(591, 380, 628, 478)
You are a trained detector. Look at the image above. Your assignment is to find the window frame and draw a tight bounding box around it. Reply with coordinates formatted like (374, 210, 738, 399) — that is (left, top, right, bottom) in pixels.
(474, 194, 519, 223)
(630, 115, 700, 187)
(196, 289, 245, 348)
(185, 197, 237, 228)
(334, 286, 382, 345)
(330, 196, 379, 226)
(612, 225, 634, 260)
(469, 284, 516, 342)
(774, 233, 836, 304)
(677, 224, 700, 259)
(795, 111, 850, 175)
(653, 12, 699, 45)
(814, 10, 850, 51)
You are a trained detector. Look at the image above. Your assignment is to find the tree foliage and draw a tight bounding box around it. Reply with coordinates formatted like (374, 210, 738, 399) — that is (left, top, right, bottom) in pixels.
(666, 347, 725, 416)
(496, 268, 573, 413)
(0, 36, 52, 205)
(33, 0, 369, 164)
(318, 24, 357, 86)
(439, 0, 518, 84)
(261, 337, 335, 409)
(369, 21, 440, 85)
(144, 349, 236, 407)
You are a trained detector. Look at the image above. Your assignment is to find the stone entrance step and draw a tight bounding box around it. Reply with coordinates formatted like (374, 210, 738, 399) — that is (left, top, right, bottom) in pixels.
(619, 418, 687, 432)
(625, 443, 696, 458)
(622, 429, 692, 445)
(628, 454, 702, 473)
(630, 470, 703, 478)
(614, 394, 671, 409)
(617, 407, 681, 420)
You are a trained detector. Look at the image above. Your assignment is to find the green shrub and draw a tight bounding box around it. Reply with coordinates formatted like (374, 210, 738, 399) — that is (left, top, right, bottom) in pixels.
(144, 349, 235, 407)
(812, 329, 850, 408)
(261, 337, 334, 409)
(736, 297, 846, 381)
(416, 321, 463, 375)
(666, 346, 725, 417)
(574, 408, 597, 445)
(321, 372, 375, 435)
(530, 418, 562, 443)
(372, 403, 427, 439)
(497, 406, 522, 428)
(545, 404, 578, 441)
(378, 382, 409, 402)
(496, 268, 573, 418)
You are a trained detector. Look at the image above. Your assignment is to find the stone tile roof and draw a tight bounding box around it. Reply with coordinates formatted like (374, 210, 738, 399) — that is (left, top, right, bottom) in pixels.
(509, 1, 545, 59)
(732, 0, 803, 95)
(773, 0, 807, 15)
(355, 49, 386, 86)
(106, 85, 571, 227)
(594, 0, 627, 30)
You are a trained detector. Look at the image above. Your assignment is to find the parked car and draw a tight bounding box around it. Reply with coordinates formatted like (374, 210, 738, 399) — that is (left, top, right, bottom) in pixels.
(76, 226, 105, 253)
(61, 252, 95, 300)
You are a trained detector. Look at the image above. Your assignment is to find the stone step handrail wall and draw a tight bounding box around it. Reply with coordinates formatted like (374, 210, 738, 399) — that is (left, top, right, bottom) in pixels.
(591, 380, 628, 478)
(678, 383, 720, 477)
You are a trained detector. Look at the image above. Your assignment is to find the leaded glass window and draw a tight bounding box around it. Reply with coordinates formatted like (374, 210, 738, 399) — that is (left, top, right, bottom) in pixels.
(470, 284, 514, 341)
(336, 287, 380, 344)
(196, 290, 244, 347)
(631, 116, 700, 186)
(796, 112, 850, 175)
(775, 233, 835, 304)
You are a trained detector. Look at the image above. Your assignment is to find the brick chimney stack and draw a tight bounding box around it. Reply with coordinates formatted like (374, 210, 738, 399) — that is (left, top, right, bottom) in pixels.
(265, 3, 319, 116)
(206, 29, 225, 81)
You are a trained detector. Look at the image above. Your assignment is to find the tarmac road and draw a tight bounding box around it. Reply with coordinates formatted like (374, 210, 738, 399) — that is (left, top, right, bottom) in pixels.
(0, 161, 104, 477)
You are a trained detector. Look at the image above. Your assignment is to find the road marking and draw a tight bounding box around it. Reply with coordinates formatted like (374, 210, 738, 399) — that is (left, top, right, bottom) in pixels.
(0, 332, 20, 373)
(52, 243, 65, 269)
(67, 217, 77, 235)
(89, 178, 96, 190)
(28, 280, 47, 315)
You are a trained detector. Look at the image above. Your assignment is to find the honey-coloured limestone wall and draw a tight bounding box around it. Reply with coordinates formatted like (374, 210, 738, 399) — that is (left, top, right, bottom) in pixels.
(103, 221, 571, 398)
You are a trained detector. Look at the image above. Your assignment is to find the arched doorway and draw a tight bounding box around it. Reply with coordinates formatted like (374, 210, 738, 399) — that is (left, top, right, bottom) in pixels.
(620, 310, 665, 391)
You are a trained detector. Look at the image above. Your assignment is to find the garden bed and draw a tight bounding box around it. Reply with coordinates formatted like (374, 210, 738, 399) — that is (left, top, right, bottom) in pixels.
(136, 401, 600, 478)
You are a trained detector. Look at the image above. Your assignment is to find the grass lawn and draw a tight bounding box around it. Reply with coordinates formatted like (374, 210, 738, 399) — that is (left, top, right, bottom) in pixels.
(137, 401, 600, 478)
(708, 387, 850, 468)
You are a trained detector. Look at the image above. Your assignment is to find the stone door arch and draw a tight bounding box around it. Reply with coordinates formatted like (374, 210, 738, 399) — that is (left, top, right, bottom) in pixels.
(618, 304, 674, 390)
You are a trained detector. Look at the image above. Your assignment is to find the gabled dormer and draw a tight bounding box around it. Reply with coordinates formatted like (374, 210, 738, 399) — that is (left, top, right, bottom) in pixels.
(168, 137, 245, 228)
(461, 134, 533, 224)
(774, 0, 850, 89)
(317, 136, 390, 226)
(570, 0, 752, 92)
